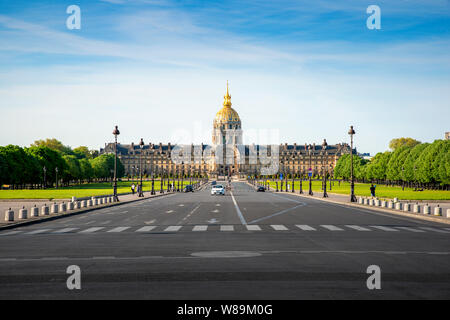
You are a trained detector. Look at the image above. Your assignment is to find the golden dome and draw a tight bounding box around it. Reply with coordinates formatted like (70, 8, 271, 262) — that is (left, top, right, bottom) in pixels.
(214, 81, 241, 125)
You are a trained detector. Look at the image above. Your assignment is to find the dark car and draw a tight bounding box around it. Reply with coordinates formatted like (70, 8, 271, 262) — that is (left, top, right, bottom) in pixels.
(257, 186, 265, 192)
(211, 181, 217, 186)
(184, 185, 194, 192)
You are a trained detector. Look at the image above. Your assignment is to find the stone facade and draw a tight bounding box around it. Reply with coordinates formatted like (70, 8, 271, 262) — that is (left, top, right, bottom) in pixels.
(100, 84, 354, 178)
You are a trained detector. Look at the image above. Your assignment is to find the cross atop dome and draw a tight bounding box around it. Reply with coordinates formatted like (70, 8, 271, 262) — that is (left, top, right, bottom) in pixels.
(223, 80, 232, 107)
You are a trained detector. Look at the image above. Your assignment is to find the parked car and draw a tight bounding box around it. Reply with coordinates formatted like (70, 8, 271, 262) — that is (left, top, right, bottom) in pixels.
(211, 181, 217, 186)
(184, 185, 194, 192)
(211, 185, 225, 195)
(257, 186, 265, 192)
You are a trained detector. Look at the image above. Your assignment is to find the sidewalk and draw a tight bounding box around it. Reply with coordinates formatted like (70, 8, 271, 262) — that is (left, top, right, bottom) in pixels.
(0, 191, 174, 228)
(266, 187, 450, 224)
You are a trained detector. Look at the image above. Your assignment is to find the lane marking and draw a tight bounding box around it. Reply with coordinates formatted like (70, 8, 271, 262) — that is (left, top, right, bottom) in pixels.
(271, 225, 288, 231)
(25, 229, 51, 235)
(246, 225, 261, 231)
(136, 226, 157, 232)
(220, 225, 234, 231)
(107, 227, 131, 233)
(419, 227, 450, 233)
(53, 228, 78, 234)
(247, 203, 306, 224)
(230, 190, 247, 225)
(370, 225, 399, 232)
(296, 225, 316, 231)
(192, 225, 208, 231)
(164, 226, 182, 232)
(0, 231, 23, 236)
(166, 210, 174, 213)
(345, 225, 371, 231)
(320, 225, 344, 231)
(396, 226, 426, 233)
(78, 227, 105, 233)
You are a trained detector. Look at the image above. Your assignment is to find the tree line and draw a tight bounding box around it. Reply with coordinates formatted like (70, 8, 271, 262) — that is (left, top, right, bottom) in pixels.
(0, 139, 124, 189)
(334, 138, 450, 188)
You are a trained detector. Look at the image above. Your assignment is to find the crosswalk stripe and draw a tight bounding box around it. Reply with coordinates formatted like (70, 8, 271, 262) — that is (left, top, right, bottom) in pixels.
(0, 231, 22, 236)
(419, 227, 450, 233)
(220, 225, 234, 231)
(320, 225, 344, 231)
(26, 229, 51, 235)
(246, 225, 261, 231)
(396, 227, 425, 233)
(78, 227, 104, 233)
(345, 225, 371, 231)
(53, 228, 78, 234)
(164, 226, 182, 232)
(370, 226, 399, 232)
(107, 227, 130, 233)
(192, 225, 208, 231)
(271, 225, 288, 231)
(296, 225, 316, 231)
(136, 226, 157, 232)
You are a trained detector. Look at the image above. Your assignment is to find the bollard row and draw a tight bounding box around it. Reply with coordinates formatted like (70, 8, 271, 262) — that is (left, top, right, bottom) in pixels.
(4, 195, 118, 222)
(356, 197, 448, 219)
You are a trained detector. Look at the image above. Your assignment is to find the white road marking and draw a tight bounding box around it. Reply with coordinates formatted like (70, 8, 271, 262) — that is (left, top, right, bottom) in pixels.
(26, 229, 51, 235)
(79, 227, 105, 233)
(164, 226, 182, 232)
(246, 225, 261, 231)
(178, 204, 185, 207)
(396, 227, 426, 233)
(136, 226, 157, 232)
(230, 190, 247, 225)
(192, 225, 208, 231)
(145, 220, 156, 224)
(0, 231, 23, 236)
(166, 210, 174, 213)
(320, 225, 344, 231)
(296, 225, 316, 231)
(53, 228, 78, 234)
(220, 225, 234, 231)
(100, 220, 111, 225)
(370, 225, 399, 232)
(211, 209, 219, 213)
(419, 227, 450, 233)
(271, 225, 288, 231)
(345, 225, 371, 231)
(107, 227, 131, 233)
(216, 204, 221, 207)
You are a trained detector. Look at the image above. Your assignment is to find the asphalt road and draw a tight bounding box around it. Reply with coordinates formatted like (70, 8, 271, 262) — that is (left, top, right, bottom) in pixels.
(0, 181, 449, 299)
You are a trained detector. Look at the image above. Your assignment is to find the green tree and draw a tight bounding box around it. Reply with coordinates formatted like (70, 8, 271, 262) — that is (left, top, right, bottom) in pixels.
(27, 146, 66, 186)
(89, 154, 124, 180)
(389, 137, 421, 151)
(415, 140, 446, 184)
(31, 138, 73, 155)
(73, 146, 92, 159)
(79, 158, 94, 182)
(386, 145, 412, 181)
(365, 151, 391, 181)
(62, 155, 81, 183)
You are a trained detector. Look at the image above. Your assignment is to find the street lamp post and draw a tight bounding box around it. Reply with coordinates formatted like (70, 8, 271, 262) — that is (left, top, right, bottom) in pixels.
(43, 166, 47, 189)
(308, 144, 313, 196)
(349, 126, 357, 202)
(322, 139, 328, 198)
(138, 138, 144, 197)
(112, 125, 120, 202)
(55, 167, 58, 189)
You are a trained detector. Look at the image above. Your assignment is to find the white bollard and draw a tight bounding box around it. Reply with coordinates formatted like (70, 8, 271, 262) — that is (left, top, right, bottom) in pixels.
(423, 205, 430, 215)
(369, 199, 374, 206)
(394, 197, 399, 203)
(403, 203, 411, 212)
(81, 200, 87, 208)
(75, 201, 81, 209)
(5, 208, 14, 221)
(87, 199, 93, 207)
(358, 197, 363, 204)
(99, 198, 104, 205)
(19, 206, 28, 219)
(31, 205, 39, 217)
(388, 201, 394, 209)
(434, 207, 442, 216)
(51, 203, 59, 214)
(413, 204, 420, 213)
(41, 204, 49, 216)
(94, 198, 98, 205)
(375, 199, 380, 206)
(109, 196, 113, 203)
(381, 200, 386, 207)
(446, 209, 450, 218)
(59, 202, 66, 213)
(68, 202, 74, 210)
(395, 202, 402, 210)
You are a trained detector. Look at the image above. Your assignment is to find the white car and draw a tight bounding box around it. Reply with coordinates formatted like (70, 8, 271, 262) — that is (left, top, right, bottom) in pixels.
(211, 185, 225, 195)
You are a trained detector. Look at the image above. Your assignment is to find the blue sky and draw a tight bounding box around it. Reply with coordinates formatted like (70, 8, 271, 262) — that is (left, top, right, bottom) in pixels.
(0, 0, 449, 155)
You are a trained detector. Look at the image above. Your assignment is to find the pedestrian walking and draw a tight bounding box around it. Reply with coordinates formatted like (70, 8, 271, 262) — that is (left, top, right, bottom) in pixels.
(131, 183, 135, 195)
(370, 184, 376, 197)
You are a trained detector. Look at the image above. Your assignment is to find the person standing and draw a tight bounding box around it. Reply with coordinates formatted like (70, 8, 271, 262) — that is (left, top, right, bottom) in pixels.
(131, 183, 135, 195)
(370, 184, 376, 197)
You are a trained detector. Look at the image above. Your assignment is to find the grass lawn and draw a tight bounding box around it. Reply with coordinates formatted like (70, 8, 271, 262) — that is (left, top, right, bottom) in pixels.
(266, 180, 450, 201)
(0, 180, 196, 199)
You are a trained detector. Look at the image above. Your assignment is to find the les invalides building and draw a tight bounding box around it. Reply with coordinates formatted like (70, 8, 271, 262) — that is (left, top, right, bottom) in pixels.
(100, 83, 353, 179)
